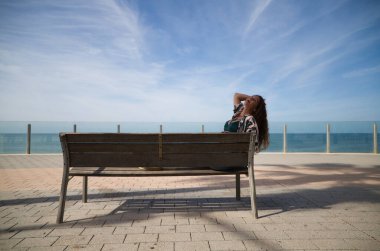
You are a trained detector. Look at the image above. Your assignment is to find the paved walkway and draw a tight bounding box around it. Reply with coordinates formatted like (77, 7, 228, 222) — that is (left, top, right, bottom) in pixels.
(0, 153, 379, 250)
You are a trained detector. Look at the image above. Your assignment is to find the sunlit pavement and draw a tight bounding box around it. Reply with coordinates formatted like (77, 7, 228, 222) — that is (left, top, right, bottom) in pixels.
(0, 153, 379, 250)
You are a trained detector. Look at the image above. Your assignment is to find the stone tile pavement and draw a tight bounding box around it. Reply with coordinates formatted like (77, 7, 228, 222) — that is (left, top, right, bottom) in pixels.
(0, 153, 379, 250)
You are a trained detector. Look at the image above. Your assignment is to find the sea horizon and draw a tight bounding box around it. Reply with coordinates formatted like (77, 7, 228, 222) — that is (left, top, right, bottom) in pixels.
(0, 121, 378, 154)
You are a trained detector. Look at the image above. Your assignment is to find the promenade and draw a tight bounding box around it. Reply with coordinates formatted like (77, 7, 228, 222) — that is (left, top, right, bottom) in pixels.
(0, 153, 379, 250)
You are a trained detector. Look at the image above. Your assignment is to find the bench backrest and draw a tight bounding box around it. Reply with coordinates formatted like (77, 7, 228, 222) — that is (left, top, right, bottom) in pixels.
(60, 133, 255, 168)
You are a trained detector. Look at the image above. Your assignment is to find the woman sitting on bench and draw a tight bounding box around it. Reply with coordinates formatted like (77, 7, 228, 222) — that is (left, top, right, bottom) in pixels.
(224, 93, 269, 152)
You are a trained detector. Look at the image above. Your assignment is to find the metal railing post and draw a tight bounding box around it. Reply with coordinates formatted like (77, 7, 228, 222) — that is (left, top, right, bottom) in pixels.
(374, 123, 378, 154)
(283, 124, 287, 153)
(73, 124, 77, 133)
(117, 124, 121, 133)
(27, 124, 31, 154)
(202, 124, 204, 133)
(160, 124, 163, 133)
(326, 123, 330, 153)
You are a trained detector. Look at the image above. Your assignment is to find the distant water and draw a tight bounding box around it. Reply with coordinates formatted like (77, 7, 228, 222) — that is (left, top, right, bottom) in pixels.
(0, 121, 378, 154)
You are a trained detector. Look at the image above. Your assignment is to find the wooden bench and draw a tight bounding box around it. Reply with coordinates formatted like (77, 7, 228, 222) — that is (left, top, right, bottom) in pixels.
(57, 132, 258, 223)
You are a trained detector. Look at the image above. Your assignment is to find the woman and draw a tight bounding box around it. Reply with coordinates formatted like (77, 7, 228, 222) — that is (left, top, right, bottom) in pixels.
(224, 92, 269, 152)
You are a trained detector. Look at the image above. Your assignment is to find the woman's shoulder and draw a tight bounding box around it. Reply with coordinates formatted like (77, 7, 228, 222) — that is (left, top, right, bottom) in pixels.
(237, 115, 258, 133)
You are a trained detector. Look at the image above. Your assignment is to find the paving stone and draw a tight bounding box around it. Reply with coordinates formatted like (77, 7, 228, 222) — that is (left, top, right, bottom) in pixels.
(175, 241, 210, 251)
(234, 223, 267, 232)
(145, 225, 175, 234)
(53, 235, 92, 246)
(1, 247, 29, 251)
(191, 232, 223, 241)
(138, 241, 174, 251)
(344, 239, 380, 251)
(217, 217, 247, 225)
(363, 230, 380, 240)
(189, 218, 218, 225)
(225, 211, 253, 218)
(0, 231, 18, 239)
(89, 234, 125, 244)
(122, 213, 149, 220)
(176, 224, 206, 233)
(133, 218, 162, 226)
(48, 228, 84, 236)
(0, 238, 23, 249)
(103, 218, 133, 227)
(311, 239, 354, 250)
(222, 231, 256, 240)
(243, 217, 273, 224)
(319, 222, 357, 230)
(65, 244, 103, 250)
(72, 219, 106, 228)
(209, 240, 246, 250)
(12, 229, 52, 238)
(252, 230, 291, 240)
(161, 218, 189, 225)
(277, 239, 319, 250)
(243, 240, 282, 250)
(158, 233, 190, 241)
(28, 246, 67, 251)
(124, 233, 158, 243)
(16, 237, 58, 248)
(114, 226, 145, 234)
(350, 223, 380, 231)
(81, 227, 115, 235)
(103, 243, 139, 251)
(205, 224, 233, 232)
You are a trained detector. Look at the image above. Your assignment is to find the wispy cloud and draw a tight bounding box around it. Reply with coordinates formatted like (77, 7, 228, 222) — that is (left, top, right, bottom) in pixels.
(0, 0, 379, 122)
(343, 65, 380, 78)
(243, 0, 272, 39)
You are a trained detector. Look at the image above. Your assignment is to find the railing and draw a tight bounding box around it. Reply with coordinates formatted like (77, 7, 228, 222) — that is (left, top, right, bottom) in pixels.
(0, 122, 378, 154)
(280, 122, 378, 154)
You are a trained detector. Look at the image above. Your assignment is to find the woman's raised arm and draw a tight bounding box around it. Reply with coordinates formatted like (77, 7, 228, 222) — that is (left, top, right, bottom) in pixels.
(233, 92, 251, 106)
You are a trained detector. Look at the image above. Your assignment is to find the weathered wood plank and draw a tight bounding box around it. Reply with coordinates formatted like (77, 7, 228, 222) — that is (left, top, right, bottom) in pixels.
(163, 143, 249, 153)
(69, 143, 158, 153)
(68, 142, 249, 154)
(162, 133, 251, 143)
(63, 133, 251, 143)
(69, 152, 248, 167)
(64, 133, 158, 143)
(69, 167, 248, 176)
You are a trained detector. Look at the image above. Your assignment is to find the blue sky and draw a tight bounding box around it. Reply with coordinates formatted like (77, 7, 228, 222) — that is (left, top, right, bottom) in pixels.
(0, 0, 379, 122)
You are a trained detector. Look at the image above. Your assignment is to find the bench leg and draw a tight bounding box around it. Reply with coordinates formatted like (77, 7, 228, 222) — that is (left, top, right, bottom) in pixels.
(57, 169, 69, 224)
(248, 164, 258, 219)
(235, 174, 241, 201)
(82, 176, 88, 203)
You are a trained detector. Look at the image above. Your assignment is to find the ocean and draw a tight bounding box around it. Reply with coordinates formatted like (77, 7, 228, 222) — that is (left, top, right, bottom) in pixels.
(0, 121, 378, 154)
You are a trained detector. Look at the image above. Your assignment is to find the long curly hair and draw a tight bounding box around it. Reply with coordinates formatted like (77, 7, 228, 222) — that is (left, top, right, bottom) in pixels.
(252, 95, 269, 150)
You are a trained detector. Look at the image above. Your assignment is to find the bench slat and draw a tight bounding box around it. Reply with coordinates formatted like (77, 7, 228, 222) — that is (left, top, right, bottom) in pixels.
(64, 133, 157, 143)
(163, 133, 250, 143)
(68, 142, 249, 154)
(69, 143, 158, 153)
(69, 152, 248, 167)
(63, 133, 251, 143)
(69, 167, 247, 176)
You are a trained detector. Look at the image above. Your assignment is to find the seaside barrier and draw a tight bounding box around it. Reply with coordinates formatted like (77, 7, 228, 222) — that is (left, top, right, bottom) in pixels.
(18, 122, 379, 155)
(374, 123, 378, 154)
(326, 123, 331, 153)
